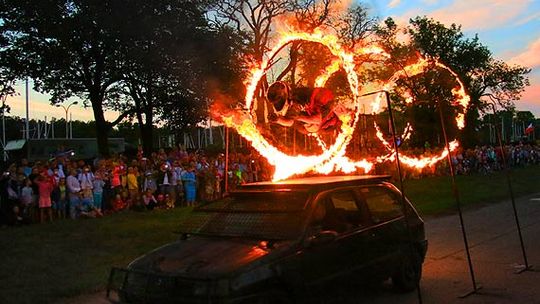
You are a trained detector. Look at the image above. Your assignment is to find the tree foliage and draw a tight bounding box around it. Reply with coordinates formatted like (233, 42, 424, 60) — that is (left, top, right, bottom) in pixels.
(0, 0, 243, 156)
(375, 16, 531, 148)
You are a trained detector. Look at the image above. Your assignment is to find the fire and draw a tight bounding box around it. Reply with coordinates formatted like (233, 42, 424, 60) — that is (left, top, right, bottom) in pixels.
(315, 59, 340, 87)
(374, 123, 459, 169)
(213, 28, 471, 181)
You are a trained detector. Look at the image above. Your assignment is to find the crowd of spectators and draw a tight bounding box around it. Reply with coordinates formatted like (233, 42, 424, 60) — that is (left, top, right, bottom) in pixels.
(1, 142, 538, 227)
(0, 146, 272, 226)
(375, 143, 540, 179)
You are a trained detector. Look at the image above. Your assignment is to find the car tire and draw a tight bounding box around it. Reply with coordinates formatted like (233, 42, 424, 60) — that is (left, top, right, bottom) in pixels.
(392, 248, 422, 292)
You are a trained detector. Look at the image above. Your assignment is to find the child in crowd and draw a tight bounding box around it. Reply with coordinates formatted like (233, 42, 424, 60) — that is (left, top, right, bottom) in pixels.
(57, 178, 67, 219)
(142, 190, 157, 210)
(20, 178, 34, 220)
(92, 173, 105, 212)
(127, 167, 139, 205)
(80, 191, 103, 218)
(182, 165, 197, 207)
(112, 194, 126, 211)
(35, 171, 54, 223)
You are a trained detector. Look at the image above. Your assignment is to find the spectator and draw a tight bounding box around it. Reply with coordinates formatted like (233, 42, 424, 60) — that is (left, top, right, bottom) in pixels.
(93, 173, 105, 212)
(67, 169, 81, 219)
(182, 165, 197, 207)
(35, 171, 54, 223)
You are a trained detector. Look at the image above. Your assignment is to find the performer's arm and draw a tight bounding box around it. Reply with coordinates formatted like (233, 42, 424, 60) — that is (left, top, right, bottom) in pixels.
(275, 117, 295, 127)
(296, 113, 322, 125)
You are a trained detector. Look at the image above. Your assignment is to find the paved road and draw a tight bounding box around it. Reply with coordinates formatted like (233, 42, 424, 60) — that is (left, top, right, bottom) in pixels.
(65, 192, 540, 304)
(349, 192, 540, 304)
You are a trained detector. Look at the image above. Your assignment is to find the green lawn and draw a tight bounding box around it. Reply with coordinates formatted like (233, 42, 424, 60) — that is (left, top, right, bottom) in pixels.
(0, 165, 539, 303)
(404, 165, 540, 215)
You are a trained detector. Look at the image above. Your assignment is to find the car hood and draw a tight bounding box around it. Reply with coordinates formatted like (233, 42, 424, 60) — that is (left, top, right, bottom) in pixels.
(128, 236, 293, 279)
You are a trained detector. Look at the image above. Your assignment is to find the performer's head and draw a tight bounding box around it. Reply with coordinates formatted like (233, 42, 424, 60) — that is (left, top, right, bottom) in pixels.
(267, 81, 290, 112)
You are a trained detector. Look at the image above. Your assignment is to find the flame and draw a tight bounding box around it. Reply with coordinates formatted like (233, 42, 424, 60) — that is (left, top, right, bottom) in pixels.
(315, 59, 341, 87)
(212, 28, 471, 181)
(374, 123, 459, 169)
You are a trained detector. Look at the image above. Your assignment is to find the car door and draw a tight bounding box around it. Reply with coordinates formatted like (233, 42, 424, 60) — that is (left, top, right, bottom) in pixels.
(279, 189, 371, 288)
(355, 185, 407, 277)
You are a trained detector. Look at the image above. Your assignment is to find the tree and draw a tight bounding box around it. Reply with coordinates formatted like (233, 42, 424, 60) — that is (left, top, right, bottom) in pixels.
(103, 0, 220, 156)
(373, 17, 530, 148)
(407, 17, 530, 147)
(0, 0, 135, 156)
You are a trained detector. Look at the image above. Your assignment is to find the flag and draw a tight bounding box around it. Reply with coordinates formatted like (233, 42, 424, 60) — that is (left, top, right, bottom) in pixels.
(525, 123, 534, 135)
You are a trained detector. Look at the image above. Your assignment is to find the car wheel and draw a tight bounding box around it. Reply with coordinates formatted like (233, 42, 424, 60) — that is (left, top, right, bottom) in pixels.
(392, 249, 422, 292)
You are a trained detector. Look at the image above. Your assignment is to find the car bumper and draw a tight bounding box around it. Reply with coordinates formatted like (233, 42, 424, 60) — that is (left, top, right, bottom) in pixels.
(107, 267, 257, 304)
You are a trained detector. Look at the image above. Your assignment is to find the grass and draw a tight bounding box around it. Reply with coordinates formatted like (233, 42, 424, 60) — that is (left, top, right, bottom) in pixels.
(0, 208, 193, 304)
(404, 165, 540, 215)
(0, 165, 539, 303)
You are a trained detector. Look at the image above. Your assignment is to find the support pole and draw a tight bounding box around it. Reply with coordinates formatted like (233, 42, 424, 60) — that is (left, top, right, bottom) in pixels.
(490, 103, 532, 273)
(25, 79, 30, 140)
(2, 104, 7, 161)
(384, 91, 423, 304)
(225, 127, 229, 194)
(438, 101, 481, 298)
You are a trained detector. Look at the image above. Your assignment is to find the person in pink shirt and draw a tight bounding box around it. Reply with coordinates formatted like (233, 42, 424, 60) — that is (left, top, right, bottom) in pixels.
(35, 170, 54, 223)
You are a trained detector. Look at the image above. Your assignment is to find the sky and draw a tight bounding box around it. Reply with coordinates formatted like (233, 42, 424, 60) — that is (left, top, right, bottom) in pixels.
(4, 0, 540, 122)
(365, 0, 540, 115)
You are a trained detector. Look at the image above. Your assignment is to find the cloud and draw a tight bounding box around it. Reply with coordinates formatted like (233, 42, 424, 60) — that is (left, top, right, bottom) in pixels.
(514, 11, 540, 26)
(388, 0, 401, 8)
(509, 37, 540, 68)
(517, 75, 540, 116)
(401, 0, 532, 31)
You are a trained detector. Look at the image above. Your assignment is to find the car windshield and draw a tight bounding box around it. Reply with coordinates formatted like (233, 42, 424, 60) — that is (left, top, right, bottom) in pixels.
(178, 191, 310, 240)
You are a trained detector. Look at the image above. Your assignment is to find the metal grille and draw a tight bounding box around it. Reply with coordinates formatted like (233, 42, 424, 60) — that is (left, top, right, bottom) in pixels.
(178, 211, 304, 240)
(107, 267, 201, 303)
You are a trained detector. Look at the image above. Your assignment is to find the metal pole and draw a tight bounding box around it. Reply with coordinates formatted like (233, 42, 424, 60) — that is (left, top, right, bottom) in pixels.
(2, 105, 6, 161)
(225, 127, 229, 193)
(438, 101, 481, 297)
(209, 119, 213, 145)
(51, 118, 55, 139)
(64, 107, 68, 139)
(70, 113, 73, 139)
(44, 116, 48, 139)
(384, 91, 423, 304)
(25, 79, 30, 139)
(490, 104, 532, 273)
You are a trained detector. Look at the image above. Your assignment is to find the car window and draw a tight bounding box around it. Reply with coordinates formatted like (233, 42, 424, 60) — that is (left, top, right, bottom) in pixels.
(329, 191, 359, 211)
(310, 190, 366, 234)
(360, 186, 403, 224)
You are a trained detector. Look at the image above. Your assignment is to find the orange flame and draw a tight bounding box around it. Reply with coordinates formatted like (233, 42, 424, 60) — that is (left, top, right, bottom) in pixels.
(213, 28, 471, 181)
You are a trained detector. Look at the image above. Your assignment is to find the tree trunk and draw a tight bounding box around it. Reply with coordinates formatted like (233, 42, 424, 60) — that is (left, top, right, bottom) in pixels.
(141, 108, 153, 156)
(90, 93, 110, 157)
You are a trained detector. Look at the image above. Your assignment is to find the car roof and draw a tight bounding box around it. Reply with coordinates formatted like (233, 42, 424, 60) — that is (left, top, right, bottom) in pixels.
(238, 175, 391, 192)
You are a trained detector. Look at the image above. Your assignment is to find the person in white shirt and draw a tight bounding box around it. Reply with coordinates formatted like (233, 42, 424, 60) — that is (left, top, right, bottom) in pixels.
(66, 169, 82, 219)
